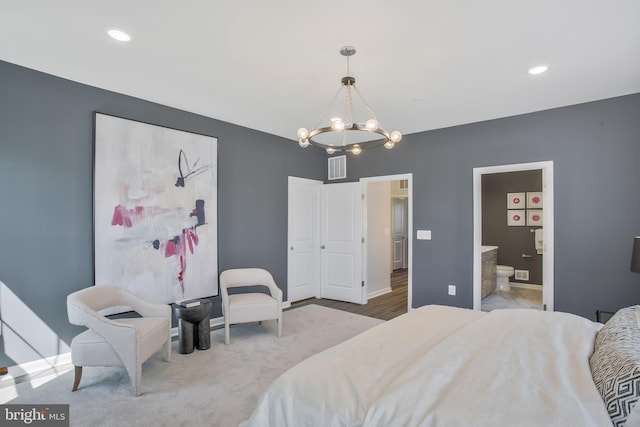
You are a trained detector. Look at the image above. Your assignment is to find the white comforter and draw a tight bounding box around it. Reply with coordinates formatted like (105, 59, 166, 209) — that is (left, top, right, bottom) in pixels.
(241, 305, 612, 427)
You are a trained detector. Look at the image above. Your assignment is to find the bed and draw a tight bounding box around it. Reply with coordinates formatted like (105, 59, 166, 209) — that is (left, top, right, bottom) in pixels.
(241, 304, 640, 427)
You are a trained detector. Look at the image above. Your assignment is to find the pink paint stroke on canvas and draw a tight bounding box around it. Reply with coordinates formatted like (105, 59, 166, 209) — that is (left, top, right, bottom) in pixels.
(110, 201, 206, 294)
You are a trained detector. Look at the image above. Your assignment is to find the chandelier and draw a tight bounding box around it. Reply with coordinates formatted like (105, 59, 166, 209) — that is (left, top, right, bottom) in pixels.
(296, 46, 402, 155)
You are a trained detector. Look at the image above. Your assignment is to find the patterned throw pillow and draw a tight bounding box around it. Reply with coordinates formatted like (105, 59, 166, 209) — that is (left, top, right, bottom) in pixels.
(590, 306, 640, 427)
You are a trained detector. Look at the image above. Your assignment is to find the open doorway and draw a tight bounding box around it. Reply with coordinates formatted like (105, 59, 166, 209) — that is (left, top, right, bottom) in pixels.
(361, 174, 412, 318)
(287, 174, 412, 320)
(472, 162, 554, 312)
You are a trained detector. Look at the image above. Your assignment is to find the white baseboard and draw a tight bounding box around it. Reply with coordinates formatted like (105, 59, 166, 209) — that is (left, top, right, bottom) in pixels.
(510, 282, 542, 290)
(368, 287, 392, 299)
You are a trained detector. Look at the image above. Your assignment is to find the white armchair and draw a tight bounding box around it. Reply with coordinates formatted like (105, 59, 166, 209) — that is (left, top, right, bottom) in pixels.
(220, 268, 282, 344)
(66, 285, 171, 396)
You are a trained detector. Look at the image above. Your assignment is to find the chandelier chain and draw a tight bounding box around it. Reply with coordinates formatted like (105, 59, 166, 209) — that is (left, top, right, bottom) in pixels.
(352, 84, 379, 122)
(312, 85, 343, 131)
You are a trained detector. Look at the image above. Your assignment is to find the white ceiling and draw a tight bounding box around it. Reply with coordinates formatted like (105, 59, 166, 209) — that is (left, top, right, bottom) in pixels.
(2, 1, 640, 142)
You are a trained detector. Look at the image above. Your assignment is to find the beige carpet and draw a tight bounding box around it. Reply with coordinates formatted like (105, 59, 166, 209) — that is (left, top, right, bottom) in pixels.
(1, 305, 384, 427)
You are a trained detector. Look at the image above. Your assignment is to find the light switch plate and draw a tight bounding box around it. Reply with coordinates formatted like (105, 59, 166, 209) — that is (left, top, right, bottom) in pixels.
(417, 230, 432, 240)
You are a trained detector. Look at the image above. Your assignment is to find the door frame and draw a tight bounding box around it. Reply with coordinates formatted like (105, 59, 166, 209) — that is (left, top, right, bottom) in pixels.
(361, 173, 413, 311)
(472, 161, 554, 311)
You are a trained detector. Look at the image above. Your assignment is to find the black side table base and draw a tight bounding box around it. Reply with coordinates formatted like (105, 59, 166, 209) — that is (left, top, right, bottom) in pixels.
(174, 300, 212, 354)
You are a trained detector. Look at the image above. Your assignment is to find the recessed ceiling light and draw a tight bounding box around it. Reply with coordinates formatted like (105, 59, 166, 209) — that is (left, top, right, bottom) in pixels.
(106, 28, 132, 42)
(528, 65, 549, 75)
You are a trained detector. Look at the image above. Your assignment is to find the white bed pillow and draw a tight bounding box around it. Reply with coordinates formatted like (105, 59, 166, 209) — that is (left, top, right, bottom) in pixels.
(590, 305, 640, 427)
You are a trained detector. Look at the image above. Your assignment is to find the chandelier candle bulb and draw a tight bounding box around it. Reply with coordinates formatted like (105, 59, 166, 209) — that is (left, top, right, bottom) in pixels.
(297, 128, 309, 139)
(365, 119, 379, 131)
(390, 131, 402, 143)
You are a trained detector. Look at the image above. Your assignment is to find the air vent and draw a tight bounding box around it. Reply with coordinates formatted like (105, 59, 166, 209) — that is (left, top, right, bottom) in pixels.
(515, 269, 529, 281)
(328, 155, 346, 180)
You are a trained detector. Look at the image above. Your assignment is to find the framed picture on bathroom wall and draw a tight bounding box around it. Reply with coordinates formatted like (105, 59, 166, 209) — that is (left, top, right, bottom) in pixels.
(527, 192, 543, 208)
(507, 210, 526, 226)
(507, 192, 526, 209)
(527, 209, 543, 226)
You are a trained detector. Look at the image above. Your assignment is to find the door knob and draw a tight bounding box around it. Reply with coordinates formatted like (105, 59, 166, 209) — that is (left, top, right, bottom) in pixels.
(321, 245, 326, 249)
(290, 246, 294, 251)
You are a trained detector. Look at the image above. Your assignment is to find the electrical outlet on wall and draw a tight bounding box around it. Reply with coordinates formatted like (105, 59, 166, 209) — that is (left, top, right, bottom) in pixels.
(448, 284, 456, 296)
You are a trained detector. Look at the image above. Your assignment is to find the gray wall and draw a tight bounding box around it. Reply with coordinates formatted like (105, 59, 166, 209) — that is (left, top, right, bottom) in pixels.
(344, 92, 640, 319)
(2, 58, 640, 367)
(0, 60, 325, 367)
(482, 170, 543, 285)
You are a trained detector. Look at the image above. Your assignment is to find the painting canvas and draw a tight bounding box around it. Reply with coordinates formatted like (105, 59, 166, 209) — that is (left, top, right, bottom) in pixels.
(94, 113, 218, 306)
(527, 209, 543, 226)
(507, 210, 526, 226)
(507, 192, 526, 209)
(527, 192, 543, 208)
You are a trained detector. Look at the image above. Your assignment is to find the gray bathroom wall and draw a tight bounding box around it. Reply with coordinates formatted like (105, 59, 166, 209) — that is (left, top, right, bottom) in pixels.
(482, 170, 543, 285)
(0, 60, 325, 367)
(343, 92, 640, 319)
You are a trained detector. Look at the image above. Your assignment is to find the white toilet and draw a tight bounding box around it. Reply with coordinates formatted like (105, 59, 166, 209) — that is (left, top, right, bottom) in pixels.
(496, 265, 514, 291)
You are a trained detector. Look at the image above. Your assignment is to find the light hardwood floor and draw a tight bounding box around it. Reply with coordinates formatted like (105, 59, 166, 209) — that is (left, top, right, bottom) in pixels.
(290, 269, 408, 321)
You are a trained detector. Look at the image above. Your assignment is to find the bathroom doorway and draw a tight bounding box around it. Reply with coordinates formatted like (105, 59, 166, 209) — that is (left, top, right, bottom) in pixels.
(472, 161, 554, 312)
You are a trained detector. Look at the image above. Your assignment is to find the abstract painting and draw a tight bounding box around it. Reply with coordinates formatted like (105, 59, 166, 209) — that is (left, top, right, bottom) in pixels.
(94, 113, 218, 305)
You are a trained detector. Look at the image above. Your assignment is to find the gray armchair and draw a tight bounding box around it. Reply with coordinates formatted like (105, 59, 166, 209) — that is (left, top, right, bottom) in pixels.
(67, 285, 171, 396)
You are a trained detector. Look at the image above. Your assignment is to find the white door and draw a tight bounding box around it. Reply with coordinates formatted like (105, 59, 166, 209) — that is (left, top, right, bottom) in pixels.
(392, 198, 408, 270)
(287, 177, 321, 303)
(320, 182, 364, 304)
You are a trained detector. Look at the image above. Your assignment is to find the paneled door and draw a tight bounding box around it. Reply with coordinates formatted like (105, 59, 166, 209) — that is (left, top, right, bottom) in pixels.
(287, 177, 321, 303)
(392, 197, 408, 270)
(320, 182, 364, 304)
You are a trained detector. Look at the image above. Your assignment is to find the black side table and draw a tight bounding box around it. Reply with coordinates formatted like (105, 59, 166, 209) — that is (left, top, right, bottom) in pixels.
(173, 300, 212, 354)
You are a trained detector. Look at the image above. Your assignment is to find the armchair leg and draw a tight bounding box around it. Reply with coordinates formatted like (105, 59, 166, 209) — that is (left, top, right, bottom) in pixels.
(225, 319, 230, 345)
(164, 337, 172, 362)
(125, 361, 143, 396)
(277, 317, 282, 338)
(72, 366, 82, 392)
